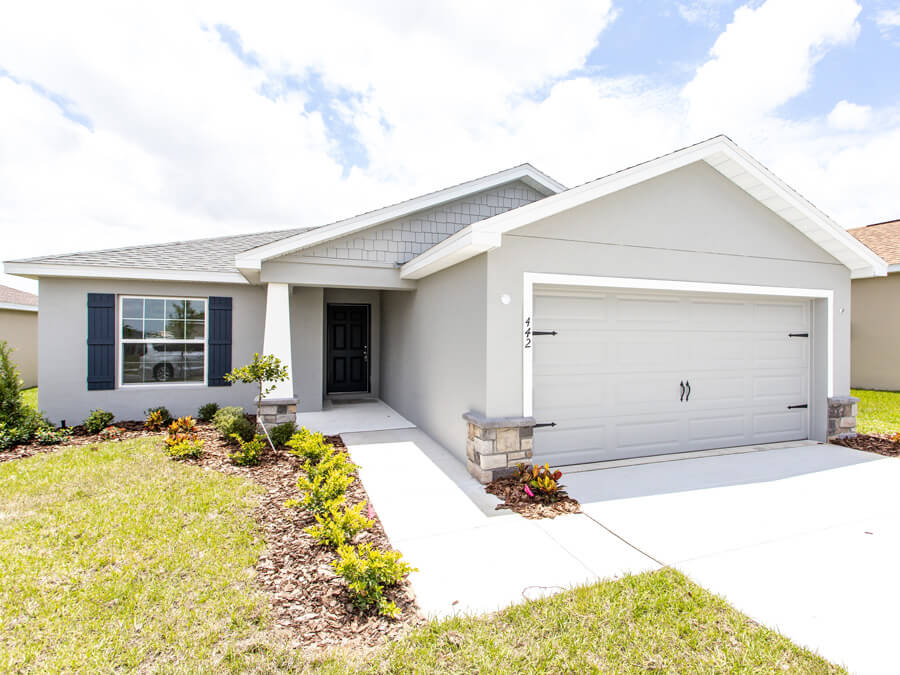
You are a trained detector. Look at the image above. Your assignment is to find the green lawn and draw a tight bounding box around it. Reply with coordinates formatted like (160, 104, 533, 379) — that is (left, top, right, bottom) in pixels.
(19, 386, 37, 410)
(851, 388, 900, 435)
(0, 439, 842, 673)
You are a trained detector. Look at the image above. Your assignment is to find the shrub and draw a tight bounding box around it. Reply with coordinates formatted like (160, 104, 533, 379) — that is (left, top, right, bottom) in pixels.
(224, 353, 289, 431)
(269, 421, 297, 449)
(286, 427, 334, 465)
(0, 340, 24, 426)
(197, 402, 220, 422)
(166, 436, 204, 459)
(98, 426, 125, 441)
(305, 500, 373, 549)
(333, 543, 416, 618)
(144, 410, 166, 431)
(144, 406, 172, 425)
(228, 434, 264, 466)
(212, 407, 254, 443)
(514, 462, 567, 503)
(34, 426, 72, 446)
(286, 453, 356, 514)
(84, 409, 115, 434)
(0, 422, 30, 450)
(167, 416, 197, 436)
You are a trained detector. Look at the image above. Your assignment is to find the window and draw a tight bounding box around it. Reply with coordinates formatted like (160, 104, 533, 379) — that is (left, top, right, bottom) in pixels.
(120, 296, 206, 385)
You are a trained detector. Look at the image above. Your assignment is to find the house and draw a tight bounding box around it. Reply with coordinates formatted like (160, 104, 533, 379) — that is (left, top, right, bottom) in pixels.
(848, 219, 900, 391)
(3, 136, 886, 481)
(0, 284, 39, 389)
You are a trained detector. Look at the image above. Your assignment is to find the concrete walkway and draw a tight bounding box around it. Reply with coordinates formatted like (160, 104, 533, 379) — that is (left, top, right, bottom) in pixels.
(341, 428, 659, 617)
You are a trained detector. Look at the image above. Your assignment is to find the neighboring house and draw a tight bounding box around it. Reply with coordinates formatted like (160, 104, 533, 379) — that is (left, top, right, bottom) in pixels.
(0, 284, 39, 388)
(3, 136, 886, 481)
(848, 219, 900, 391)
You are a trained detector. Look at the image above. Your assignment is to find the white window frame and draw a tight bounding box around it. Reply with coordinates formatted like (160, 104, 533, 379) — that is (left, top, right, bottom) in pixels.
(117, 294, 209, 389)
(521, 272, 834, 417)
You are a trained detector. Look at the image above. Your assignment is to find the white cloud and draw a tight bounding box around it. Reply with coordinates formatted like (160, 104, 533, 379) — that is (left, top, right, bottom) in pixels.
(827, 100, 872, 130)
(677, 0, 733, 28)
(877, 8, 900, 28)
(0, 0, 898, 295)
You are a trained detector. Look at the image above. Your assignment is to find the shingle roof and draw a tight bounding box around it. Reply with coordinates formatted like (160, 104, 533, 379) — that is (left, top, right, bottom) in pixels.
(0, 284, 38, 306)
(848, 219, 900, 265)
(11, 227, 311, 273)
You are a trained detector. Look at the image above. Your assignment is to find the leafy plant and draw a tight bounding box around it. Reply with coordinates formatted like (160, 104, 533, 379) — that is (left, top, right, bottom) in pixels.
(165, 437, 205, 459)
(98, 426, 125, 441)
(228, 434, 265, 466)
(212, 407, 254, 443)
(84, 409, 115, 434)
(269, 421, 297, 449)
(286, 451, 356, 514)
(144, 406, 172, 425)
(197, 402, 220, 422)
(34, 426, 72, 446)
(144, 410, 166, 431)
(0, 339, 24, 426)
(167, 416, 197, 436)
(514, 462, 567, 503)
(891, 432, 900, 444)
(286, 427, 334, 465)
(305, 500, 374, 549)
(224, 352, 289, 429)
(0, 422, 29, 450)
(333, 543, 415, 618)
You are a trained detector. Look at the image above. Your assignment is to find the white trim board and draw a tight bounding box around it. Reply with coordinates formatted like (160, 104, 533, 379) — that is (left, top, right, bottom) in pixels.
(402, 136, 887, 280)
(2, 262, 249, 285)
(234, 164, 565, 274)
(520, 272, 835, 418)
(0, 302, 38, 312)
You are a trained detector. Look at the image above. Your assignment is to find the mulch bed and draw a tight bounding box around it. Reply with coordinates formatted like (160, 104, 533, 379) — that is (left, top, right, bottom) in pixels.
(833, 433, 900, 458)
(1, 421, 423, 651)
(485, 476, 581, 520)
(0, 420, 154, 463)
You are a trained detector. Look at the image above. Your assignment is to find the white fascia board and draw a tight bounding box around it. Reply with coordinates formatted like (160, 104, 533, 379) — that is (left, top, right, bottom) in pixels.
(2, 262, 249, 285)
(886, 263, 900, 275)
(234, 164, 565, 271)
(0, 302, 38, 312)
(401, 230, 501, 279)
(401, 136, 888, 280)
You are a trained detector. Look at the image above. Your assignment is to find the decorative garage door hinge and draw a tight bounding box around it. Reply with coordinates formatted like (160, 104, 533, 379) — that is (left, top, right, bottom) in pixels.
(534, 422, 557, 428)
(788, 333, 809, 338)
(787, 404, 808, 409)
(532, 330, 558, 336)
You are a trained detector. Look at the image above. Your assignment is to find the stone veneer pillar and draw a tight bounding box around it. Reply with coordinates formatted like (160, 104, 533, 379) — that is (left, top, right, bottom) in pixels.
(463, 411, 536, 483)
(827, 395, 858, 440)
(257, 397, 297, 427)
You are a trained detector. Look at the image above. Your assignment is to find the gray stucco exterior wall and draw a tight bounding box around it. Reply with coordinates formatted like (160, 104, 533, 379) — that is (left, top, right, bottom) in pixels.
(37, 277, 265, 424)
(0, 308, 38, 389)
(380, 254, 487, 458)
(483, 161, 851, 443)
(291, 286, 324, 412)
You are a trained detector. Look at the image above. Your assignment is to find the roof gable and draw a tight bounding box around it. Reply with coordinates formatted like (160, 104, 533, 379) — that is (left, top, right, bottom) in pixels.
(401, 136, 887, 280)
(848, 219, 900, 268)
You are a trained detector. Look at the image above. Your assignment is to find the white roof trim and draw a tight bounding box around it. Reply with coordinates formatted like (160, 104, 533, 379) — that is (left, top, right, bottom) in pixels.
(888, 263, 900, 274)
(0, 302, 38, 312)
(234, 163, 565, 273)
(3, 262, 249, 285)
(401, 136, 888, 280)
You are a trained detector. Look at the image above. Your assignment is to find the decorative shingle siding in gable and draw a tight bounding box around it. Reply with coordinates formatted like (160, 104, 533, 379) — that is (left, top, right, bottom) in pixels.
(296, 180, 545, 265)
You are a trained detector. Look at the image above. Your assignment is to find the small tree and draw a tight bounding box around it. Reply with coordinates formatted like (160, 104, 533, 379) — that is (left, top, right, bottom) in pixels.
(0, 340, 24, 426)
(224, 353, 289, 451)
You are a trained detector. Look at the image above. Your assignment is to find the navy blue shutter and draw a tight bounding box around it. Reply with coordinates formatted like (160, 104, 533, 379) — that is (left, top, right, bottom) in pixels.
(86, 293, 116, 390)
(207, 296, 232, 386)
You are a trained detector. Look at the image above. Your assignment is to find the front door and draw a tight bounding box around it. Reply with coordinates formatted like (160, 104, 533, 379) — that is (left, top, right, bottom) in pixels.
(326, 304, 370, 393)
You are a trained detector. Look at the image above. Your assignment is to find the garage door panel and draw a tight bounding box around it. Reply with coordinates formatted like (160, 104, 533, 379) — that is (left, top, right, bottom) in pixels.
(532, 286, 810, 466)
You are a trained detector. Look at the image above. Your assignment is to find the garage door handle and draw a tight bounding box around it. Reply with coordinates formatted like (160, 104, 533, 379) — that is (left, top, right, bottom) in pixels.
(685, 380, 691, 402)
(680, 381, 685, 401)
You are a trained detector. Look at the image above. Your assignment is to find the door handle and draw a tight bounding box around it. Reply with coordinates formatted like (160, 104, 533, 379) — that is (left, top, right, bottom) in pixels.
(680, 381, 685, 402)
(685, 380, 691, 402)
(363, 346, 368, 363)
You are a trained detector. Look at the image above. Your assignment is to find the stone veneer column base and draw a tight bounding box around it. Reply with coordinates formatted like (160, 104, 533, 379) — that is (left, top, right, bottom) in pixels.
(827, 395, 858, 441)
(257, 397, 298, 427)
(463, 411, 536, 484)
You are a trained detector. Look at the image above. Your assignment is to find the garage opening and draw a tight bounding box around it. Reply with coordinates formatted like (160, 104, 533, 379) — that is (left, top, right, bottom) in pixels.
(529, 284, 813, 466)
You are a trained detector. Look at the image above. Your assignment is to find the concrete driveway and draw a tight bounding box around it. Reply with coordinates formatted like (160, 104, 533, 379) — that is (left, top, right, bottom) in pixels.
(566, 443, 900, 675)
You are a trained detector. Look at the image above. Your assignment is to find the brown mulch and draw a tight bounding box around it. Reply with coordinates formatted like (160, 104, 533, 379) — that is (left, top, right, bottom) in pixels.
(832, 433, 900, 458)
(1, 421, 423, 651)
(0, 421, 156, 463)
(485, 476, 581, 520)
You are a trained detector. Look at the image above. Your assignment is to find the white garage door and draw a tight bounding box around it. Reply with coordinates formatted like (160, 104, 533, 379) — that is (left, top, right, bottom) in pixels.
(532, 287, 811, 466)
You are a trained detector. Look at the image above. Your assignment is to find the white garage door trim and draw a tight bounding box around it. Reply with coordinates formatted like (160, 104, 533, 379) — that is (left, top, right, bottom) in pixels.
(522, 272, 834, 418)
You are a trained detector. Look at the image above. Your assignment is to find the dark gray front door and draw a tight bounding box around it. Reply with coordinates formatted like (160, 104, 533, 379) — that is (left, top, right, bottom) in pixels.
(326, 304, 370, 393)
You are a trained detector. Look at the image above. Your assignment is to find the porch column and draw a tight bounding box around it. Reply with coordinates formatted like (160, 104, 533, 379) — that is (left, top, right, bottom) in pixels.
(260, 283, 295, 423)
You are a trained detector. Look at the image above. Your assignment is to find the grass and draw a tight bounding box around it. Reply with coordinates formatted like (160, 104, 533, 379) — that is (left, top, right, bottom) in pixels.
(19, 386, 37, 411)
(851, 388, 900, 435)
(0, 438, 842, 673)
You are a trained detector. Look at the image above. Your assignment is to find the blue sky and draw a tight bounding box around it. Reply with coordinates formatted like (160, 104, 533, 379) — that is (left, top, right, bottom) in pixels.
(1, 0, 899, 292)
